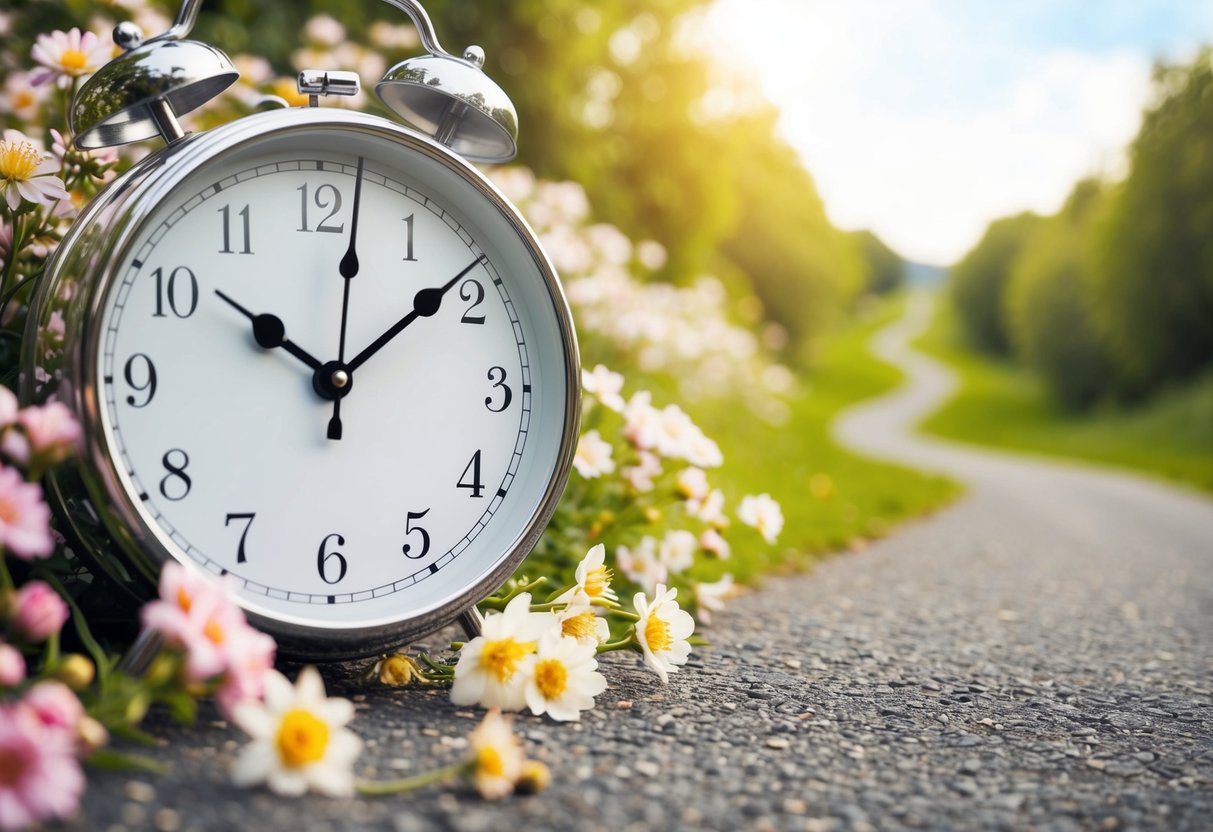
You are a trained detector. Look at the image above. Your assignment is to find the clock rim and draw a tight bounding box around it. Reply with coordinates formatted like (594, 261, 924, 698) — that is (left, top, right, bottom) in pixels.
(23, 107, 581, 660)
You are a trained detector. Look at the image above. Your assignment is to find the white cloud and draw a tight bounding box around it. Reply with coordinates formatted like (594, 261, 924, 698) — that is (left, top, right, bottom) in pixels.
(708, 1, 1170, 264)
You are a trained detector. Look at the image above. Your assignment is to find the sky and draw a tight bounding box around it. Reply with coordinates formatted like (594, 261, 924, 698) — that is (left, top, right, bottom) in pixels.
(707, 0, 1213, 265)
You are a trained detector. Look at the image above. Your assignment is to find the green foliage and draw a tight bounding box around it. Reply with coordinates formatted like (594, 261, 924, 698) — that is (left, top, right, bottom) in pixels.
(850, 230, 906, 296)
(721, 137, 865, 355)
(949, 211, 1043, 356)
(1090, 49, 1213, 393)
(919, 298, 1213, 493)
(1005, 180, 1117, 410)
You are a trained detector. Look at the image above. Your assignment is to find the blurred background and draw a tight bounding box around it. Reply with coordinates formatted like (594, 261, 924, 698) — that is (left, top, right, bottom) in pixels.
(3, 0, 1211, 568)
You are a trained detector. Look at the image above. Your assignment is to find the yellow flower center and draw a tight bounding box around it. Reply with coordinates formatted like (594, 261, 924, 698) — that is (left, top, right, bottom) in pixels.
(0, 141, 42, 182)
(533, 659, 569, 699)
(59, 49, 89, 71)
(13, 91, 34, 110)
(203, 618, 225, 645)
(275, 709, 330, 768)
(479, 638, 534, 683)
(476, 745, 504, 778)
(644, 613, 672, 653)
(561, 611, 599, 642)
(584, 566, 613, 598)
(176, 587, 192, 613)
(0, 497, 17, 525)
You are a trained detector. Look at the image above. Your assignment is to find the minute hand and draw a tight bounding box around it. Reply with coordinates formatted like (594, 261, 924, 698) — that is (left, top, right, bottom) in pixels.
(346, 255, 487, 373)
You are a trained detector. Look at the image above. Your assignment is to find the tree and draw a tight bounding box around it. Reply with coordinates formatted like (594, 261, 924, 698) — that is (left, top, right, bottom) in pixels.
(849, 230, 905, 296)
(1091, 49, 1213, 392)
(949, 212, 1043, 356)
(1005, 180, 1117, 410)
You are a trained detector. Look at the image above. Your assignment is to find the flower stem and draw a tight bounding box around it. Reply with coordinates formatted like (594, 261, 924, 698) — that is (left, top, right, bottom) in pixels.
(606, 609, 640, 622)
(0, 555, 13, 590)
(597, 636, 636, 654)
(356, 762, 467, 796)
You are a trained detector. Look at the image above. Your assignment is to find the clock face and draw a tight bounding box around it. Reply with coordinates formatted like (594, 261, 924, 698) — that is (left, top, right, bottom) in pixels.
(92, 119, 575, 638)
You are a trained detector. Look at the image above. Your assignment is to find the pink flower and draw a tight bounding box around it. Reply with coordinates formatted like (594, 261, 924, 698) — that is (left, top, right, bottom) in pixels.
(6, 402, 81, 469)
(0, 390, 16, 430)
(30, 28, 111, 89)
(0, 468, 53, 561)
(141, 563, 278, 697)
(0, 643, 24, 687)
(0, 703, 85, 830)
(22, 681, 83, 734)
(10, 581, 68, 642)
(0, 130, 69, 211)
(215, 627, 276, 720)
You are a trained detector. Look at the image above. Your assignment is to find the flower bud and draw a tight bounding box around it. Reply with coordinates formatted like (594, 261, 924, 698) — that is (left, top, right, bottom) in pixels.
(642, 507, 662, 524)
(514, 760, 551, 794)
(10, 580, 69, 642)
(0, 641, 26, 686)
(376, 654, 417, 687)
(56, 653, 95, 689)
(77, 716, 109, 751)
(124, 693, 149, 724)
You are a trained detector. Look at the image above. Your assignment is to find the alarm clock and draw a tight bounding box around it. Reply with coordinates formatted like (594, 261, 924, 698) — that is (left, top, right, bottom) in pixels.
(20, 0, 580, 660)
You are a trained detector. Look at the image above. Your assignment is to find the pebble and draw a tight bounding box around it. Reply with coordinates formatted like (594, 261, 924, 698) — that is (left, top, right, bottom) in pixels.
(766, 737, 791, 750)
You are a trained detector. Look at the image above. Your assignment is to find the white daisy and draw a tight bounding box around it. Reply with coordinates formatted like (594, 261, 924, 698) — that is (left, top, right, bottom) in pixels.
(450, 594, 552, 711)
(615, 537, 667, 596)
(231, 667, 363, 797)
(0, 130, 69, 211)
(467, 709, 524, 799)
(700, 528, 732, 560)
(581, 364, 625, 411)
(658, 529, 697, 575)
(694, 574, 735, 625)
(554, 592, 610, 647)
(572, 430, 615, 479)
(738, 494, 784, 544)
(557, 543, 619, 604)
(30, 28, 112, 89)
(633, 584, 695, 684)
(675, 467, 710, 501)
(523, 631, 607, 722)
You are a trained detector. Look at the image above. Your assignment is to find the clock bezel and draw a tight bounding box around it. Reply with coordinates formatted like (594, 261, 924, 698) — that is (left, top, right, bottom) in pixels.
(21, 107, 581, 659)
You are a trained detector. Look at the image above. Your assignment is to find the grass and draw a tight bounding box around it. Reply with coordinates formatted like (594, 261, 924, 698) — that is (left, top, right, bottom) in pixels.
(681, 295, 961, 581)
(916, 296, 1213, 494)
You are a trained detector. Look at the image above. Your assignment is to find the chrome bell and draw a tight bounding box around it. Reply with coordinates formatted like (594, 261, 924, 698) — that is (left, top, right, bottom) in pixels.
(375, 0, 518, 164)
(72, 2, 238, 148)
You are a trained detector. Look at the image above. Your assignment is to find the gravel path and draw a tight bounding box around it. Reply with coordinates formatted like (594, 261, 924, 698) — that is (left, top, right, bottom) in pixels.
(70, 294, 1213, 831)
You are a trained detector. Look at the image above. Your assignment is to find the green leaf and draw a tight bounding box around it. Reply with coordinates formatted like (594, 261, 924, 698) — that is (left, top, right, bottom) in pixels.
(86, 748, 168, 775)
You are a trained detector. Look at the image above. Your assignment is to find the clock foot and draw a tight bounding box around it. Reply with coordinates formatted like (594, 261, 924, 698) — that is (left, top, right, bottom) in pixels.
(117, 630, 165, 678)
(327, 416, 342, 440)
(459, 607, 484, 639)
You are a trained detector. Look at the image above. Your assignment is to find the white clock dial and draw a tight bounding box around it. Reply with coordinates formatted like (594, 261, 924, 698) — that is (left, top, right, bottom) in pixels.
(92, 123, 573, 635)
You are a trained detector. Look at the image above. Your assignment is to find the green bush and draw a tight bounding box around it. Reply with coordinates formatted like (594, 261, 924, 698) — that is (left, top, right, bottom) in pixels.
(949, 212, 1043, 356)
(1005, 181, 1117, 410)
(1091, 49, 1213, 393)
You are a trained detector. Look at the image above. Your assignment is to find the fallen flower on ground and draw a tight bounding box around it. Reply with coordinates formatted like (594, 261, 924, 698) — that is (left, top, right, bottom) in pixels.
(450, 593, 548, 711)
(633, 584, 695, 684)
(523, 631, 607, 722)
(467, 708, 525, 799)
(231, 666, 362, 797)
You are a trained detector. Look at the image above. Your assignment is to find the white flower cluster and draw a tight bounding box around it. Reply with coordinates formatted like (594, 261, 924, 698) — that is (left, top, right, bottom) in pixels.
(490, 169, 794, 422)
(450, 545, 696, 719)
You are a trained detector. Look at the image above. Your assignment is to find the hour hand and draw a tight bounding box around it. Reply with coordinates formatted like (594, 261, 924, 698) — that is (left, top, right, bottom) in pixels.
(214, 290, 323, 371)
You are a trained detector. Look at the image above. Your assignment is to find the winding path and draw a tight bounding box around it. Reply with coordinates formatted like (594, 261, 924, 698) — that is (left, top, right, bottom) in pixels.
(72, 294, 1213, 831)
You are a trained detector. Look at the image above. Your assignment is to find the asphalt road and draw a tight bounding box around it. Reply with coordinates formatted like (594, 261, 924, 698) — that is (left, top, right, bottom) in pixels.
(70, 294, 1213, 831)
